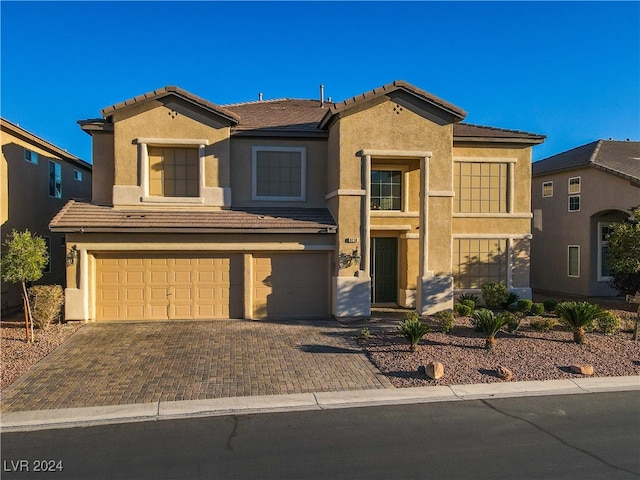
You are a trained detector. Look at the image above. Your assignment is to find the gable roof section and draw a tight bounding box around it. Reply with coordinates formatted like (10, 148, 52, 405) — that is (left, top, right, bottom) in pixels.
(100, 86, 240, 125)
(454, 123, 546, 145)
(532, 140, 640, 183)
(49, 200, 337, 234)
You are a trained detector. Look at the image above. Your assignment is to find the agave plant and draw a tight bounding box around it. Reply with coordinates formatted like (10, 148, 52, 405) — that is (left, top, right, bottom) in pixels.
(398, 312, 430, 352)
(472, 308, 510, 350)
(555, 301, 605, 344)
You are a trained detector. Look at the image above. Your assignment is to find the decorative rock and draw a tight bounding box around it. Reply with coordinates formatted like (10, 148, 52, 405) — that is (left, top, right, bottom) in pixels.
(570, 364, 595, 375)
(425, 361, 444, 380)
(496, 365, 514, 381)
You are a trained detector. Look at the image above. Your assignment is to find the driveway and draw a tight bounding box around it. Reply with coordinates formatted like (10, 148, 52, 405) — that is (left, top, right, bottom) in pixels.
(1, 320, 392, 413)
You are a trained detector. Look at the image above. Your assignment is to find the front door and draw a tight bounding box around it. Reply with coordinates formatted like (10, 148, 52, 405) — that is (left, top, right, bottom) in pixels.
(371, 237, 398, 303)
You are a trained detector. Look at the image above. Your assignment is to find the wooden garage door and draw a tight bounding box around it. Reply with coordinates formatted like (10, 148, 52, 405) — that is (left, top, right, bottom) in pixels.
(96, 253, 242, 321)
(253, 253, 330, 319)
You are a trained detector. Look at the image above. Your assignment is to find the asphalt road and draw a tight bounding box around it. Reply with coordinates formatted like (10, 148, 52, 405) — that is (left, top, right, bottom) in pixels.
(2, 392, 639, 480)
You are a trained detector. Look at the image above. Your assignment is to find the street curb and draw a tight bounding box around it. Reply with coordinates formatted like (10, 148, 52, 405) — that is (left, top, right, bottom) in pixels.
(2, 376, 638, 432)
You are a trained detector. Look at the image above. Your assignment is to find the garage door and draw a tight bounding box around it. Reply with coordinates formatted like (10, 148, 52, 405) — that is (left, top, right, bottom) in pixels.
(253, 253, 330, 319)
(95, 253, 243, 321)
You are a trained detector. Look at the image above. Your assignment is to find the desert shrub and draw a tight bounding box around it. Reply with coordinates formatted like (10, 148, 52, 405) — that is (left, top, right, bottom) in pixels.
(543, 300, 558, 312)
(459, 298, 476, 309)
(620, 314, 636, 333)
(530, 303, 545, 316)
(517, 299, 533, 313)
(502, 292, 520, 309)
(434, 309, 455, 334)
(555, 301, 605, 344)
(481, 282, 509, 309)
(398, 311, 430, 352)
(454, 303, 473, 317)
(530, 317, 557, 332)
(359, 327, 371, 341)
(27, 285, 64, 329)
(472, 308, 510, 349)
(501, 311, 521, 333)
(595, 311, 621, 335)
(458, 293, 479, 305)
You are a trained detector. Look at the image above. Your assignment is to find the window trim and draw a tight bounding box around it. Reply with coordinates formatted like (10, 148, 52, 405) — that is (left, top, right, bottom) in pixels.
(24, 149, 38, 164)
(453, 157, 516, 215)
(251, 146, 307, 202)
(568, 195, 580, 212)
(597, 222, 613, 282)
(73, 169, 82, 181)
(568, 176, 581, 194)
(542, 181, 553, 197)
(568, 245, 580, 278)
(48, 160, 62, 199)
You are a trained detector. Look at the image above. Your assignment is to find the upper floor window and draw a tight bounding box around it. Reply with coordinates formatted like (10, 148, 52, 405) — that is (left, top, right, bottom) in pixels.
(371, 170, 402, 211)
(569, 195, 580, 212)
(73, 169, 83, 181)
(568, 177, 581, 194)
(252, 146, 306, 201)
(24, 149, 38, 164)
(48, 161, 62, 198)
(148, 146, 199, 197)
(454, 161, 510, 213)
(542, 181, 553, 197)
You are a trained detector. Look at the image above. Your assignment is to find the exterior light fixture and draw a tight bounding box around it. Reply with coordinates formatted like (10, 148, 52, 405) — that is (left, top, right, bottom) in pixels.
(66, 245, 78, 266)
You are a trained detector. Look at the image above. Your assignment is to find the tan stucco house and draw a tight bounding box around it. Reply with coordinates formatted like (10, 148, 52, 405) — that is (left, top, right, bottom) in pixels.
(531, 140, 640, 297)
(1, 118, 92, 312)
(50, 81, 544, 321)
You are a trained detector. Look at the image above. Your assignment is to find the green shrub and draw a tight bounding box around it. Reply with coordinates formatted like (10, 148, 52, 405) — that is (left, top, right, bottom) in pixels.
(502, 292, 520, 309)
(472, 308, 510, 349)
(481, 282, 509, 309)
(530, 317, 557, 332)
(398, 312, 430, 352)
(459, 298, 476, 309)
(556, 301, 605, 344)
(530, 303, 545, 316)
(458, 293, 479, 305)
(27, 285, 64, 329)
(517, 299, 533, 313)
(434, 309, 455, 334)
(596, 311, 621, 335)
(501, 311, 521, 333)
(454, 303, 473, 316)
(543, 300, 558, 312)
(359, 327, 371, 341)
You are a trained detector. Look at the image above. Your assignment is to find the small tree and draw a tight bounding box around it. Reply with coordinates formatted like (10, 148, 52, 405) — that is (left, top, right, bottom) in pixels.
(607, 206, 640, 295)
(1, 230, 48, 342)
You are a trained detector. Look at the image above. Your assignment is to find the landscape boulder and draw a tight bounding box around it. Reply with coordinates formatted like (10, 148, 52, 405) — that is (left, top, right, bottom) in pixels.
(423, 361, 444, 380)
(496, 365, 514, 381)
(570, 364, 595, 375)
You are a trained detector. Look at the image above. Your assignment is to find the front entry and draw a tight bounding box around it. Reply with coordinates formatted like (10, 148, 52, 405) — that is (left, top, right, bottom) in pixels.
(371, 237, 398, 303)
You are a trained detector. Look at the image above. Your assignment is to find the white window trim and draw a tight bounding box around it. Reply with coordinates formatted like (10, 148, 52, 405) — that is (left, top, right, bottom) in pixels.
(370, 164, 409, 213)
(73, 169, 82, 181)
(568, 176, 581, 194)
(453, 157, 516, 214)
(568, 245, 580, 278)
(48, 160, 62, 199)
(542, 181, 553, 197)
(251, 146, 307, 201)
(24, 148, 38, 164)
(568, 195, 580, 212)
(597, 222, 613, 282)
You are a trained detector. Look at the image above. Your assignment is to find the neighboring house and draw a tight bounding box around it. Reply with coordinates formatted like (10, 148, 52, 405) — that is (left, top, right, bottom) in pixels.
(1, 118, 92, 312)
(531, 140, 640, 297)
(50, 81, 544, 322)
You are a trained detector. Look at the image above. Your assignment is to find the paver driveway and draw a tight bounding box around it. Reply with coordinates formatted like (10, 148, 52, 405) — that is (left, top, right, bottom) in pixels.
(1, 320, 392, 413)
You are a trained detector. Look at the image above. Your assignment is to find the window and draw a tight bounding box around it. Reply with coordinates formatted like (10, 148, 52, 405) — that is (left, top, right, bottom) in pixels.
(371, 170, 402, 211)
(148, 147, 199, 197)
(453, 238, 508, 289)
(73, 169, 82, 181)
(569, 195, 580, 212)
(568, 245, 580, 277)
(24, 149, 38, 164)
(48, 161, 62, 198)
(598, 224, 614, 281)
(43, 236, 51, 273)
(252, 146, 306, 201)
(454, 161, 509, 213)
(568, 177, 581, 194)
(542, 181, 553, 197)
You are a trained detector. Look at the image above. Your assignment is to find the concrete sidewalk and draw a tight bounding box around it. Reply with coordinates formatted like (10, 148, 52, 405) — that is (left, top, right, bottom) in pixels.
(2, 375, 638, 432)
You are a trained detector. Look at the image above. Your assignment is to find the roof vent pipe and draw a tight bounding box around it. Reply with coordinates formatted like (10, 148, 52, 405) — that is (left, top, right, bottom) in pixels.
(259, 92, 263, 101)
(320, 84, 324, 107)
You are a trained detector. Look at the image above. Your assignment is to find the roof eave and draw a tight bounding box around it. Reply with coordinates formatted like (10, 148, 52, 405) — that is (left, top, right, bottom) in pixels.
(50, 226, 337, 234)
(454, 136, 546, 146)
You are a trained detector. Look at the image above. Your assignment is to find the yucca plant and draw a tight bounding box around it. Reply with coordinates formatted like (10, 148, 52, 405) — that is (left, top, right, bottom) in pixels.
(473, 308, 510, 350)
(555, 301, 605, 344)
(398, 312, 430, 352)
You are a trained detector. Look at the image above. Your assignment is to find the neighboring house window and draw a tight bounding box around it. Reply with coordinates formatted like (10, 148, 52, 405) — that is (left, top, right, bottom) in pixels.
(252, 146, 306, 201)
(568, 245, 580, 277)
(48, 161, 62, 198)
(24, 149, 38, 164)
(149, 147, 199, 197)
(43, 236, 51, 273)
(542, 181, 553, 197)
(453, 238, 508, 289)
(568, 177, 581, 194)
(598, 223, 614, 281)
(569, 195, 580, 212)
(73, 169, 83, 181)
(454, 161, 509, 213)
(371, 170, 402, 211)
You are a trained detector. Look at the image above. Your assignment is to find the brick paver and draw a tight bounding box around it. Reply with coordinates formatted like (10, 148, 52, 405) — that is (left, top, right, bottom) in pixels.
(1, 320, 393, 412)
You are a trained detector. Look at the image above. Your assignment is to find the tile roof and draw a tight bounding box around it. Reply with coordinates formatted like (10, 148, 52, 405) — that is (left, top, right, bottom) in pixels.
(454, 123, 546, 143)
(49, 200, 337, 233)
(532, 140, 640, 182)
(224, 99, 328, 132)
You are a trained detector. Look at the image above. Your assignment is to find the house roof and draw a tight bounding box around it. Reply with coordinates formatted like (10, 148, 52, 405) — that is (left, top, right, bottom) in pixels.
(453, 123, 546, 144)
(49, 200, 337, 234)
(532, 140, 640, 183)
(0, 117, 91, 170)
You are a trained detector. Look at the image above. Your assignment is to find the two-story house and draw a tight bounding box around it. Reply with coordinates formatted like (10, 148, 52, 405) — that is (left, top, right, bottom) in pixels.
(531, 140, 640, 297)
(50, 81, 544, 322)
(1, 118, 92, 312)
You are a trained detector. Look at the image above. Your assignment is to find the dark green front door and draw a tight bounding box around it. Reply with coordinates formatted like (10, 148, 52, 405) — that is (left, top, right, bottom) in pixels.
(371, 237, 398, 303)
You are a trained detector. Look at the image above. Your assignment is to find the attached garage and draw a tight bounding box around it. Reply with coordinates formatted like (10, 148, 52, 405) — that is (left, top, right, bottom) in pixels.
(95, 253, 243, 321)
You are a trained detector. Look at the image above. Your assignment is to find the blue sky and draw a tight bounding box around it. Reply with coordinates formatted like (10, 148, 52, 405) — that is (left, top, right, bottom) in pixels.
(1, 1, 638, 162)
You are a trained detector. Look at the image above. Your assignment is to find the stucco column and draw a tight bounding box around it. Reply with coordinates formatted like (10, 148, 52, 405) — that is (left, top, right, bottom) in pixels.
(362, 154, 371, 275)
(199, 144, 206, 196)
(139, 143, 149, 197)
(418, 155, 429, 279)
(80, 248, 89, 322)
